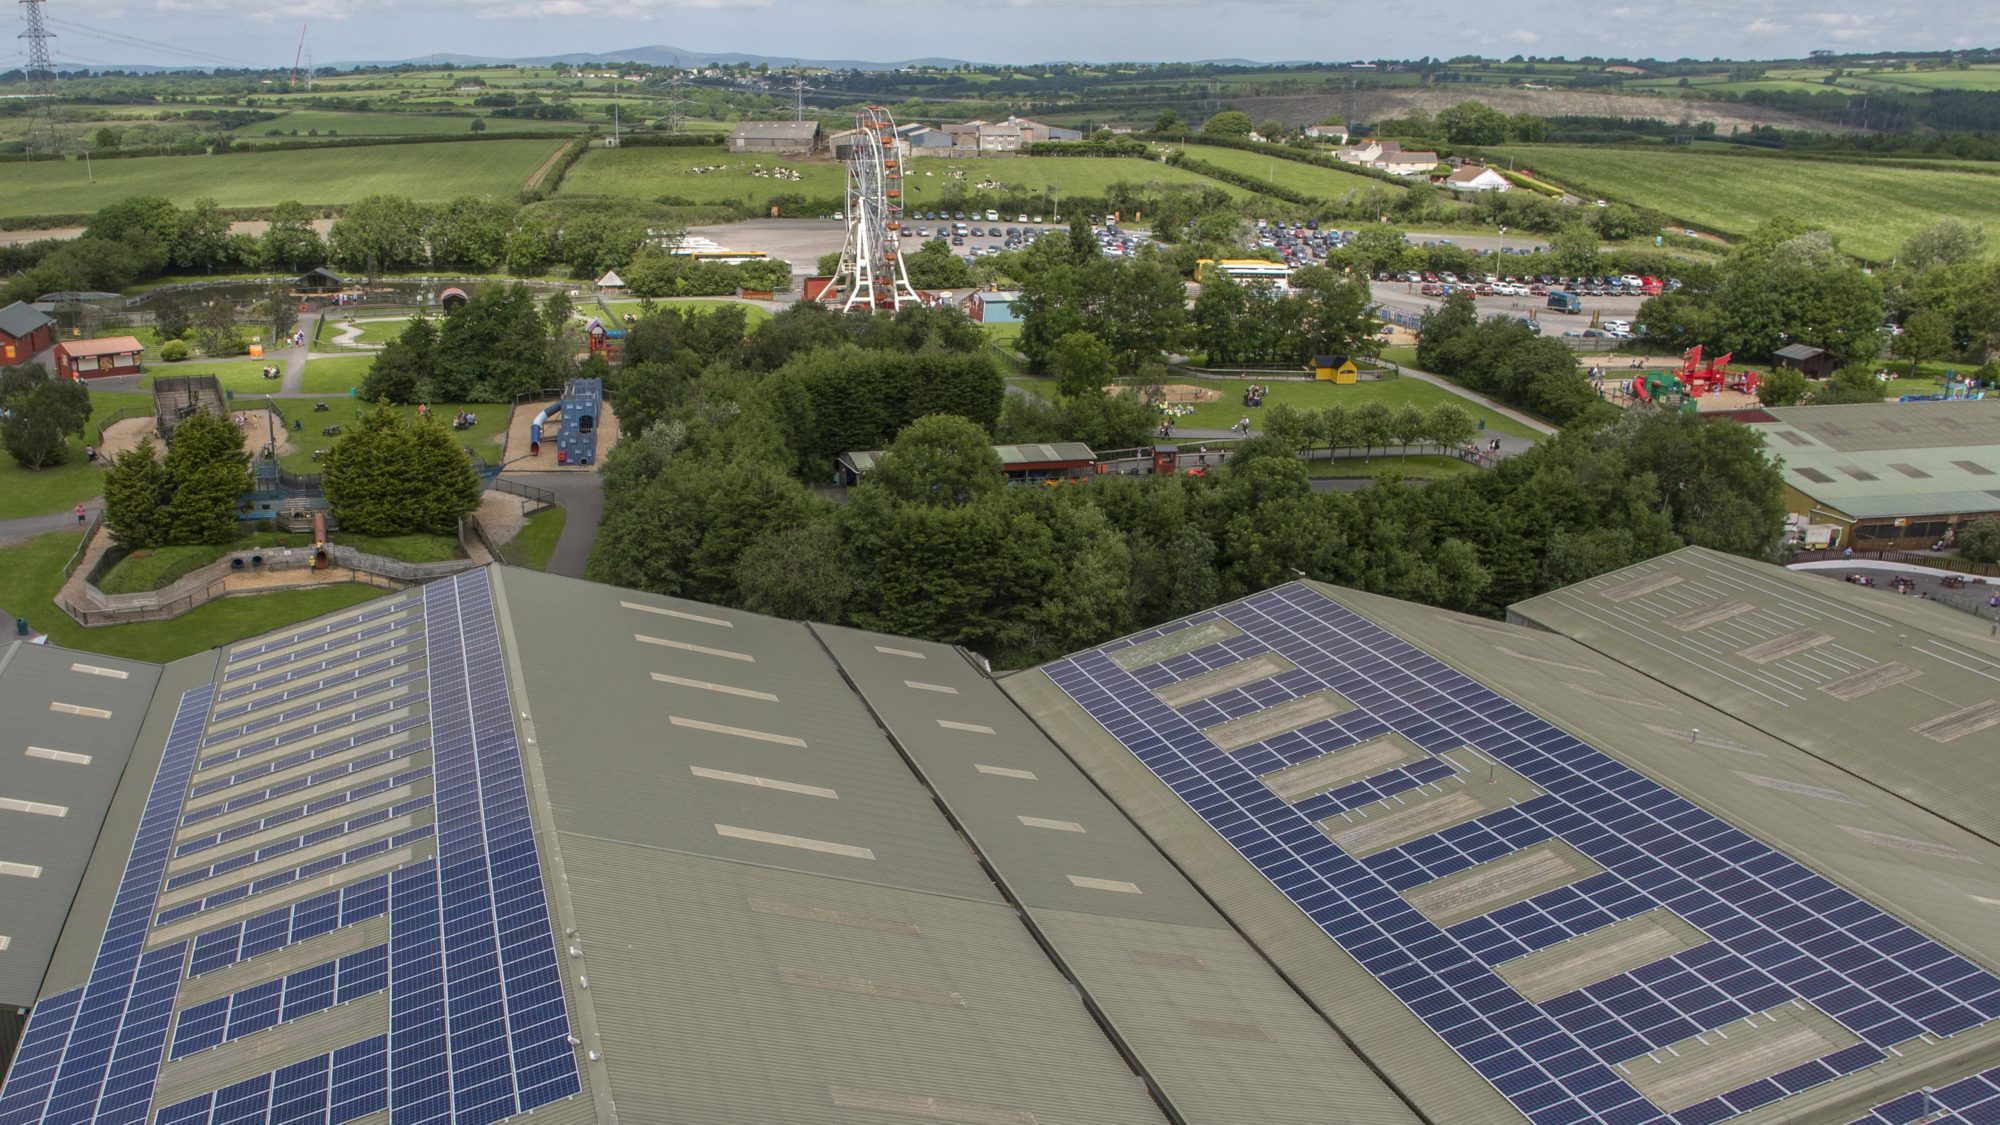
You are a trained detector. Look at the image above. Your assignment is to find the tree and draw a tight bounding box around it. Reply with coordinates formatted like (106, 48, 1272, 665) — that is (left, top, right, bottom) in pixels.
(1435, 99, 1512, 145)
(1389, 403, 1428, 454)
(904, 239, 977, 290)
(1351, 401, 1392, 458)
(1958, 517, 2000, 564)
(1068, 220, 1098, 266)
(1257, 119, 1286, 140)
(1899, 219, 1987, 270)
(322, 405, 480, 536)
(361, 316, 438, 403)
(431, 283, 554, 400)
(1892, 308, 1952, 376)
(160, 410, 250, 544)
(329, 194, 426, 274)
(102, 439, 169, 549)
(261, 200, 325, 272)
(867, 415, 1004, 508)
(470, 117, 487, 133)
(0, 364, 91, 470)
(1757, 366, 1812, 407)
(1549, 223, 1601, 278)
(1812, 365, 1887, 405)
(173, 198, 232, 274)
(194, 300, 246, 357)
(816, 251, 843, 277)
(1153, 109, 1185, 137)
(735, 516, 852, 621)
(1202, 111, 1254, 137)
(1051, 331, 1115, 398)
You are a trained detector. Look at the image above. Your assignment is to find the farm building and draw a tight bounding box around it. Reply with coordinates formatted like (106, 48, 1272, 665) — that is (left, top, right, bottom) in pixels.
(727, 119, 823, 154)
(837, 441, 1097, 486)
(1444, 165, 1511, 192)
(1312, 354, 1360, 383)
(1336, 139, 1397, 165)
(1305, 123, 1350, 142)
(4, 552, 2000, 1125)
(1748, 398, 2000, 549)
(296, 267, 343, 294)
(1773, 343, 1835, 379)
(53, 335, 144, 379)
(897, 124, 953, 148)
(0, 300, 53, 363)
(962, 289, 1020, 324)
(1378, 150, 1442, 176)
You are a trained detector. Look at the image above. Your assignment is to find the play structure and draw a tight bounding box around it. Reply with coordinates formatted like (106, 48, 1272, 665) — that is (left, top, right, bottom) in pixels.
(532, 377, 603, 466)
(1676, 345, 1761, 398)
(1629, 370, 1697, 413)
(825, 106, 921, 311)
(585, 318, 625, 363)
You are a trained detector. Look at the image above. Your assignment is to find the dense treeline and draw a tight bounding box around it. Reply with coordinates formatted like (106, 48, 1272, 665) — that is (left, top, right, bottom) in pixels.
(585, 301, 1788, 668)
(1416, 293, 1600, 424)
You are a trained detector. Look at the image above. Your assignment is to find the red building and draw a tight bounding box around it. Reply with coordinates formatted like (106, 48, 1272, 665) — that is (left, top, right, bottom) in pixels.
(0, 301, 54, 364)
(55, 336, 146, 379)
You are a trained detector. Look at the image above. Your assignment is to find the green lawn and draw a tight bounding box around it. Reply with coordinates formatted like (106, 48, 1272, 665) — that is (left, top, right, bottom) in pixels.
(300, 355, 376, 395)
(329, 317, 407, 347)
(1483, 146, 2000, 261)
(0, 392, 153, 520)
(907, 153, 1257, 203)
(1143, 375, 1545, 442)
(500, 506, 566, 570)
(1170, 143, 1406, 200)
(145, 360, 285, 396)
(276, 401, 511, 474)
(0, 139, 566, 220)
(594, 298, 775, 325)
(0, 530, 390, 663)
(340, 532, 462, 563)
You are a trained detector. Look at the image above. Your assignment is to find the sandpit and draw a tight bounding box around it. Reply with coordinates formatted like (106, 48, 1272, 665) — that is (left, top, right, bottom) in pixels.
(501, 398, 622, 471)
(1107, 383, 1222, 404)
(96, 417, 159, 461)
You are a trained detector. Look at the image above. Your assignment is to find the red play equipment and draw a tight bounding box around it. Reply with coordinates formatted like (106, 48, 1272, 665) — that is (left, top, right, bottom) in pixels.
(1677, 345, 1760, 397)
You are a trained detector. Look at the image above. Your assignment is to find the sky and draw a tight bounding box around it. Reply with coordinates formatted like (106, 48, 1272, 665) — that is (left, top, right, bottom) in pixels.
(13, 0, 2000, 72)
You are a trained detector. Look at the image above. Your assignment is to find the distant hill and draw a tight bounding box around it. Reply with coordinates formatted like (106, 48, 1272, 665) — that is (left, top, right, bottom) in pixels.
(341, 46, 975, 71)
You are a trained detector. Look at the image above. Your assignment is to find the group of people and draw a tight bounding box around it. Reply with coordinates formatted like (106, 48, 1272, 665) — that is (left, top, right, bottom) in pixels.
(1240, 384, 1268, 408)
(260, 365, 282, 380)
(1156, 419, 1176, 440)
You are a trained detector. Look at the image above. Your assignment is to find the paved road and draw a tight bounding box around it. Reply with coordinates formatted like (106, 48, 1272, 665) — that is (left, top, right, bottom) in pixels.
(499, 472, 603, 579)
(0, 503, 98, 547)
(1794, 562, 2000, 621)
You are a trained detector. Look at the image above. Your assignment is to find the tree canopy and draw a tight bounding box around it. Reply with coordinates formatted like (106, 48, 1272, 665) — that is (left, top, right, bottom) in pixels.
(322, 405, 483, 536)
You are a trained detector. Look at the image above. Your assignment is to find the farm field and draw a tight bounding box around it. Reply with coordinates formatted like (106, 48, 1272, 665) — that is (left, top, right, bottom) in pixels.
(562, 147, 1258, 206)
(1483, 146, 2000, 261)
(238, 110, 591, 138)
(1171, 142, 1406, 199)
(0, 139, 566, 221)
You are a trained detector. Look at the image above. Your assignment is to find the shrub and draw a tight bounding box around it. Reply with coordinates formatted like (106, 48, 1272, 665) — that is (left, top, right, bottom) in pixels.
(159, 339, 190, 362)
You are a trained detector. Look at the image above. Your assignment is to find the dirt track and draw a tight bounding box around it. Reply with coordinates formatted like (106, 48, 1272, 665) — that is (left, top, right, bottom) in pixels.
(1234, 88, 1857, 136)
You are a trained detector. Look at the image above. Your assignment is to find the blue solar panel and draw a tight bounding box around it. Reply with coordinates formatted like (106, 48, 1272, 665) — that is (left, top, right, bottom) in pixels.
(0, 572, 577, 1125)
(202, 668, 426, 745)
(225, 600, 418, 666)
(1042, 584, 2000, 1125)
(1847, 1065, 2000, 1125)
(216, 635, 418, 703)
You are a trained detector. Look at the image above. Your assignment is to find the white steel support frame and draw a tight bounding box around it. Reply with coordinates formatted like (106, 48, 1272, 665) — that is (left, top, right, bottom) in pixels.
(831, 106, 921, 312)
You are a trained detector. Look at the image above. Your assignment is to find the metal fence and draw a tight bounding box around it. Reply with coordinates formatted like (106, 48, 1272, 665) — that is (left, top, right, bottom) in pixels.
(489, 477, 556, 514)
(61, 511, 103, 579)
(1791, 548, 2000, 578)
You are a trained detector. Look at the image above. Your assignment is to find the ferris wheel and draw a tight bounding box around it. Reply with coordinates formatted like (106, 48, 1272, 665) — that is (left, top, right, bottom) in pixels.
(831, 106, 921, 311)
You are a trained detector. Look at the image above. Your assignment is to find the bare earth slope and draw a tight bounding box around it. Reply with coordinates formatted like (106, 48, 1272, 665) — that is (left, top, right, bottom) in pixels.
(1234, 87, 1857, 135)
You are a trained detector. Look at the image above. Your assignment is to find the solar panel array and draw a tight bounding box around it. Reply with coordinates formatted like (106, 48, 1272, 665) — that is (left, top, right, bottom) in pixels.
(1042, 584, 2000, 1125)
(0, 571, 578, 1125)
(1848, 1066, 2000, 1125)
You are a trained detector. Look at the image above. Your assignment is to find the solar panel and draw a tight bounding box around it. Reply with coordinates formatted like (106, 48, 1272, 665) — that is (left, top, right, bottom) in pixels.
(1846, 1065, 2000, 1125)
(1042, 584, 2000, 1125)
(216, 636, 417, 703)
(0, 571, 577, 1125)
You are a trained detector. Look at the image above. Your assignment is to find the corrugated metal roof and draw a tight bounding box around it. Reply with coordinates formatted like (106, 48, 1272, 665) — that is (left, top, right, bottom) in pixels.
(813, 623, 1423, 1125)
(0, 643, 159, 1007)
(728, 120, 822, 140)
(0, 300, 51, 338)
(56, 336, 144, 359)
(1753, 401, 2000, 517)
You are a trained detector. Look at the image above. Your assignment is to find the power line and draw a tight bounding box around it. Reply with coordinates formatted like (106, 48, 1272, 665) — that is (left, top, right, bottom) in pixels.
(44, 16, 261, 69)
(19, 0, 63, 157)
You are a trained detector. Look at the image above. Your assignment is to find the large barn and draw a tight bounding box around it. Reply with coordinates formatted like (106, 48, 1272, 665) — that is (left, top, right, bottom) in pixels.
(1, 553, 1996, 1125)
(726, 120, 823, 155)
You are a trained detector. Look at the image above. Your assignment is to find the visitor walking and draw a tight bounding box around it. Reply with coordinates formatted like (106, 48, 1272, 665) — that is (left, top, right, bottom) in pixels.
(74, 503, 86, 525)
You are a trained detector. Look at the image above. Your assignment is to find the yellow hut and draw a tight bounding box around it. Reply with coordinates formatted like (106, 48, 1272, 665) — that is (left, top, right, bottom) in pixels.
(1313, 354, 1359, 384)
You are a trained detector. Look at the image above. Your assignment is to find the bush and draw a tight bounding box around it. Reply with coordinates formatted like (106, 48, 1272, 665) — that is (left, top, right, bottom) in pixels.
(159, 339, 190, 362)
(1959, 517, 2000, 564)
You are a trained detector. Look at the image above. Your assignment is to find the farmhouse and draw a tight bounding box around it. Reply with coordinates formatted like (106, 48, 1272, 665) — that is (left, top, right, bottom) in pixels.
(1747, 398, 2000, 549)
(1444, 164, 1511, 192)
(53, 335, 145, 379)
(0, 300, 54, 363)
(3, 549, 1997, 1125)
(1773, 342, 1835, 379)
(727, 119, 823, 154)
(1305, 123, 1350, 142)
(1376, 150, 1441, 176)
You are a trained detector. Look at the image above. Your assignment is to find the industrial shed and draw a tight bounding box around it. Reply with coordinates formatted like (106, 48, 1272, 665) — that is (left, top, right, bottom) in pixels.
(726, 119, 824, 154)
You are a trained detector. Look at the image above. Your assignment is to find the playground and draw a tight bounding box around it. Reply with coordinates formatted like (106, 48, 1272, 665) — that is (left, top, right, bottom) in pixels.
(503, 381, 621, 472)
(1596, 347, 1765, 414)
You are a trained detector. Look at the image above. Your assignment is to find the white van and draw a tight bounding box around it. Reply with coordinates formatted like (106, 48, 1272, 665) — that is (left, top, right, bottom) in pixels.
(985, 209, 1000, 221)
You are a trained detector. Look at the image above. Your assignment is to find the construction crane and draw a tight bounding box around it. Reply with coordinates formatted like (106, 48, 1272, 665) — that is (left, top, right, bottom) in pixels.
(290, 23, 307, 92)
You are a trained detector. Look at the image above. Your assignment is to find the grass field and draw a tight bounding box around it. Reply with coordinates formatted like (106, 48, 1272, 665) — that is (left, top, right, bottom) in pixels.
(0, 530, 390, 663)
(0, 391, 152, 520)
(0, 139, 566, 221)
(1155, 376, 1545, 441)
(95, 530, 314, 594)
(1483, 147, 2000, 261)
(300, 356, 376, 395)
(277, 402, 510, 475)
(560, 146, 1257, 206)
(500, 506, 566, 570)
(145, 360, 286, 396)
(241, 110, 591, 138)
(1171, 143, 1406, 200)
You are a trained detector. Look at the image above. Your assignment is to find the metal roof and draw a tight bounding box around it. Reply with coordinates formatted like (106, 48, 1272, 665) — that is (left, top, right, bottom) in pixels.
(0, 642, 158, 1008)
(842, 442, 1096, 475)
(0, 301, 51, 339)
(1753, 400, 2000, 518)
(728, 120, 822, 140)
(490, 568, 1171, 1125)
(56, 336, 144, 359)
(1775, 344, 1828, 361)
(1011, 573, 2000, 1125)
(811, 623, 1423, 1125)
